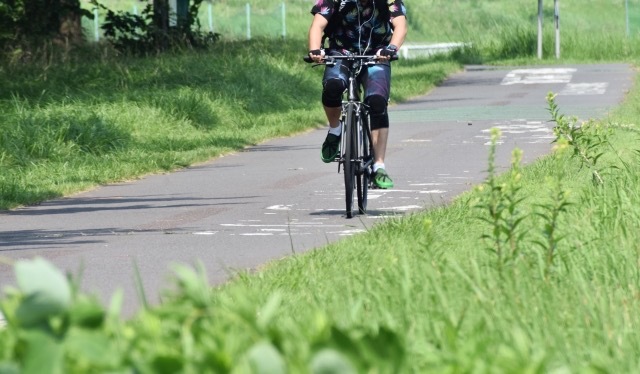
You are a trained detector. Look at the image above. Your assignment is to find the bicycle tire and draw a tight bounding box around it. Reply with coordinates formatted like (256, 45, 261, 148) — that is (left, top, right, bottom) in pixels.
(357, 109, 372, 214)
(343, 104, 357, 218)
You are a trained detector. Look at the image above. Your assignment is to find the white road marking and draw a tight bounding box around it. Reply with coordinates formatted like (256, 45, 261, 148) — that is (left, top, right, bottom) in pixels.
(481, 124, 552, 134)
(379, 205, 423, 212)
(559, 82, 608, 95)
(373, 189, 437, 193)
(266, 205, 293, 210)
(221, 223, 343, 228)
(477, 121, 555, 144)
(193, 231, 218, 235)
(501, 68, 577, 85)
(327, 229, 367, 236)
(420, 190, 447, 194)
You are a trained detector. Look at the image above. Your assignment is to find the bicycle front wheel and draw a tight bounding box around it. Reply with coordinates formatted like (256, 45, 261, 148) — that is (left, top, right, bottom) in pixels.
(343, 104, 357, 218)
(357, 110, 373, 215)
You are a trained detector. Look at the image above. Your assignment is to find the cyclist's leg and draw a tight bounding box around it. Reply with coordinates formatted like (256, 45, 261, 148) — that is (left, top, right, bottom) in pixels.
(320, 52, 348, 162)
(322, 79, 345, 128)
(362, 62, 394, 188)
(322, 51, 349, 127)
(367, 94, 390, 164)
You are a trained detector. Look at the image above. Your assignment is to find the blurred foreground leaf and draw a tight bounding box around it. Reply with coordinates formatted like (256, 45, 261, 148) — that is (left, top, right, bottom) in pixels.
(14, 258, 71, 327)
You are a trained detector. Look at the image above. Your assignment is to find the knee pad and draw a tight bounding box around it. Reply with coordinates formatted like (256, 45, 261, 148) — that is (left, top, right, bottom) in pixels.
(366, 95, 389, 130)
(322, 79, 346, 107)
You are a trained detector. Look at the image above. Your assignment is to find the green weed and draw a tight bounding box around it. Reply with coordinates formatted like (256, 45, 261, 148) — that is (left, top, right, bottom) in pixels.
(474, 128, 526, 268)
(533, 177, 572, 276)
(547, 92, 607, 184)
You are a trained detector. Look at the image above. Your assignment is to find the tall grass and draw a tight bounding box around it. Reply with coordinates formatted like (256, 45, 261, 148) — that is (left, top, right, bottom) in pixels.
(188, 97, 640, 371)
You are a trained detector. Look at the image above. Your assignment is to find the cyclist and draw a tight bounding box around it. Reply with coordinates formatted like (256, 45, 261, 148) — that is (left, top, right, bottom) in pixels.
(308, 0, 407, 189)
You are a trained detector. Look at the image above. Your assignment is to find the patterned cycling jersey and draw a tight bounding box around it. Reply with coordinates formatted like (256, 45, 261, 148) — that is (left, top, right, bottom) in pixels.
(311, 0, 407, 54)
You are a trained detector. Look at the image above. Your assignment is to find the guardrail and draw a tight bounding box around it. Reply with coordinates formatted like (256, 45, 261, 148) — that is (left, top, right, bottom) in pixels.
(398, 43, 467, 59)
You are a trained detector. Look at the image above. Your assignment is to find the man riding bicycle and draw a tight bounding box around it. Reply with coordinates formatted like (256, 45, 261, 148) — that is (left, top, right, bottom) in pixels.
(308, 0, 407, 189)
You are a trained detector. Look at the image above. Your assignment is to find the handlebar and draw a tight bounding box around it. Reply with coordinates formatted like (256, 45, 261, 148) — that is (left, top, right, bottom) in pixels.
(303, 54, 398, 64)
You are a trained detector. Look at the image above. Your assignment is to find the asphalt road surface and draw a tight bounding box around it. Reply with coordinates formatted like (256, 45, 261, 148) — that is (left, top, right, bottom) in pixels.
(0, 64, 634, 316)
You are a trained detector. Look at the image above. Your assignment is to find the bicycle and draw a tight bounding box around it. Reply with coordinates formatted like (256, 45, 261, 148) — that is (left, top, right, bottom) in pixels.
(304, 53, 397, 218)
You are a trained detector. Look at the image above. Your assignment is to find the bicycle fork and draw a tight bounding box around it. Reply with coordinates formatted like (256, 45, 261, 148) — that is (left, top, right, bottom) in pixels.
(338, 102, 372, 178)
(338, 102, 357, 173)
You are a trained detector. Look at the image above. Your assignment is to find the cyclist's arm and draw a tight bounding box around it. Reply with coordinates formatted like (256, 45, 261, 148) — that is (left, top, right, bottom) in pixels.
(308, 14, 328, 62)
(389, 15, 407, 50)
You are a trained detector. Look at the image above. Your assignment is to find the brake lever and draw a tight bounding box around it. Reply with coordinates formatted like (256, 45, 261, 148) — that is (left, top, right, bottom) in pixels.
(303, 56, 337, 67)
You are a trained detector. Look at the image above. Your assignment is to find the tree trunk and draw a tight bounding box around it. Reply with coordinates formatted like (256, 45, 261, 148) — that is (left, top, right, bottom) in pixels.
(153, 0, 170, 49)
(153, 0, 170, 32)
(57, 0, 84, 45)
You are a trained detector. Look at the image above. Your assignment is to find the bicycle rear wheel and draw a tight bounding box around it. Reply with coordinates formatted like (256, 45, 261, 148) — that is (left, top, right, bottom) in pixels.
(343, 104, 357, 218)
(357, 110, 373, 214)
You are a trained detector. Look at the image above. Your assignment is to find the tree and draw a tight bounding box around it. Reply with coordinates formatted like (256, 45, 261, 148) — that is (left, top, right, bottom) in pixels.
(0, 0, 90, 50)
(0, 0, 215, 58)
(98, 0, 217, 54)
(150, 0, 190, 49)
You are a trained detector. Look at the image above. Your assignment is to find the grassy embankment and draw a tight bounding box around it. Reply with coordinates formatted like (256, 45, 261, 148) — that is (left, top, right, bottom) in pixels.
(2, 0, 640, 372)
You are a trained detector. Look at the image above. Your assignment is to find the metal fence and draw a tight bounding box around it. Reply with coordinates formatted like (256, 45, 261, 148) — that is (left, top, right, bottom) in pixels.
(84, 2, 289, 42)
(82, 1, 462, 59)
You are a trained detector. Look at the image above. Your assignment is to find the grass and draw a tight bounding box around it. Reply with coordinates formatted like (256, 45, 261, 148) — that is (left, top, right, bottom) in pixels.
(6, 114, 640, 370)
(133, 93, 640, 372)
(3, 0, 640, 372)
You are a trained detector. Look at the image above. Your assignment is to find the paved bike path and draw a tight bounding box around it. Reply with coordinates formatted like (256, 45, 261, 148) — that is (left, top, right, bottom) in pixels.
(0, 64, 633, 315)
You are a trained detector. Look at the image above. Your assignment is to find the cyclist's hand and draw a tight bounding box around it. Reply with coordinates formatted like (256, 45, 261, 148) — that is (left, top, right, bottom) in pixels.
(309, 49, 325, 63)
(376, 44, 398, 61)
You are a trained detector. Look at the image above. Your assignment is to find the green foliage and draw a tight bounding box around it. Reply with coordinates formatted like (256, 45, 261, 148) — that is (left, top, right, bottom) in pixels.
(473, 97, 625, 277)
(471, 93, 640, 283)
(0, 0, 91, 53)
(474, 128, 527, 268)
(533, 177, 571, 275)
(547, 92, 609, 184)
(13, 258, 72, 327)
(91, 0, 220, 54)
(0, 258, 114, 373)
(487, 24, 538, 60)
(1, 101, 130, 167)
(0, 258, 406, 372)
